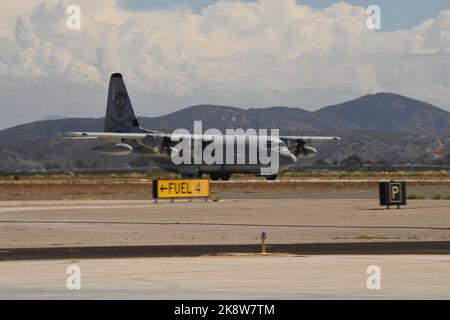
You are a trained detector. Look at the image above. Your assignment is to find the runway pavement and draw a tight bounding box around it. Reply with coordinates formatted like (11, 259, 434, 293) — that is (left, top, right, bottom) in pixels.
(0, 199, 449, 249)
(0, 255, 449, 299)
(0, 198, 448, 299)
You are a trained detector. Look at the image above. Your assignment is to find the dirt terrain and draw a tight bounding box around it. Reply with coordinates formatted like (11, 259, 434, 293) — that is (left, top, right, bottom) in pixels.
(0, 172, 449, 200)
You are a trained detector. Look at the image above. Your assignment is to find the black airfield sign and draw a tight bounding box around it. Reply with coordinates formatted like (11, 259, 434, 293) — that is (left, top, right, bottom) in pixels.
(379, 181, 407, 208)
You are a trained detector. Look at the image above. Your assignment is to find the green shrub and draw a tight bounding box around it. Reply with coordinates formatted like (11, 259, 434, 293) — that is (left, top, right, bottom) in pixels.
(431, 194, 442, 200)
(407, 194, 426, 200)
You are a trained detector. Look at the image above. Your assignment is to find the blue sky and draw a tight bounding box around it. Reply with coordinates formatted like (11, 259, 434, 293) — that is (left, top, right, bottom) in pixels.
(120, 0, 450, 30)
(1, 0, 450, 129)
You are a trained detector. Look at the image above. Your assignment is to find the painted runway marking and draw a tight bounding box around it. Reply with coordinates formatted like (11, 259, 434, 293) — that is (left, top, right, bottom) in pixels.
(0, 205, 153, 213)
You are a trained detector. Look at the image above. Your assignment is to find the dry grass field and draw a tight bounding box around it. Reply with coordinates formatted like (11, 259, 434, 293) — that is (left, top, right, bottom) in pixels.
(0, 171, 448, 200)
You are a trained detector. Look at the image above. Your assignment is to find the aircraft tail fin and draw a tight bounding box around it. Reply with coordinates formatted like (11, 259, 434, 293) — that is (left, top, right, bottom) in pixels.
(104, 73, 141, 133)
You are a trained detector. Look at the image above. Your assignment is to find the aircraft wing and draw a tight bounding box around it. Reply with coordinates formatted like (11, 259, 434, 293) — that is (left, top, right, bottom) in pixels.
(62, 132, 216, 142)
(63, 132, 341, 143)
(280, 135, 341, 142)
(62, 132, 150, 141)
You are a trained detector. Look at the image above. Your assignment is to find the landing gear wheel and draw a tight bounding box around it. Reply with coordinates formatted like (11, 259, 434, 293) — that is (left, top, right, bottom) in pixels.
(210, 174, 220, 181)
(221, 174, 231, 181)
(264, 174, 277, 181)
(181, 173, 202, 179)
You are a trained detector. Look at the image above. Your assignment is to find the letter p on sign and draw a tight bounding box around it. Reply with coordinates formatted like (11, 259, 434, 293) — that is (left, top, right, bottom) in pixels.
(391, 185, 400, 199)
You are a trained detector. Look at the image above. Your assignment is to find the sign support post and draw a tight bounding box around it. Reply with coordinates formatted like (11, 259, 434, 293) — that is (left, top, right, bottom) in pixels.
(261, 232, 268, 255)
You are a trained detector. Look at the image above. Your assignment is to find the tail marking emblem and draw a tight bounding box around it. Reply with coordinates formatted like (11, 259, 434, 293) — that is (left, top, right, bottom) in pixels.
(114, 92, 127, 117)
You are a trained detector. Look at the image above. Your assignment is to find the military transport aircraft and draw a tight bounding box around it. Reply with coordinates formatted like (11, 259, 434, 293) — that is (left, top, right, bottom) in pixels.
(63, 73, 340, 180)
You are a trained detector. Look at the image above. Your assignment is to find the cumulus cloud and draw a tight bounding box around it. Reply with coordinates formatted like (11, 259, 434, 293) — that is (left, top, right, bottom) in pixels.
(0, 0, 449, 129)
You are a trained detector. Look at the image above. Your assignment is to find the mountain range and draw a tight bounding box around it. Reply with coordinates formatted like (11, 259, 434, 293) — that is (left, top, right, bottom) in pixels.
(0, 92, 449, 172)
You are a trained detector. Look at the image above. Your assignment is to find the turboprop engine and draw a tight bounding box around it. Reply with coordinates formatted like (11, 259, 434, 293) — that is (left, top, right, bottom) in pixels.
(294, 140, 317, 158)
(92, 143, 133, 156)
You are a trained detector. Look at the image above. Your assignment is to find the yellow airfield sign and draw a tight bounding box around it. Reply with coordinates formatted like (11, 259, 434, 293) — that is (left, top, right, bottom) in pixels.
(152, 179, 210, 199)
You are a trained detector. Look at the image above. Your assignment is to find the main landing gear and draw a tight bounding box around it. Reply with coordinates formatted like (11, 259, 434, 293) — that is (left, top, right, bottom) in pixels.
(210, 174, 231, 181)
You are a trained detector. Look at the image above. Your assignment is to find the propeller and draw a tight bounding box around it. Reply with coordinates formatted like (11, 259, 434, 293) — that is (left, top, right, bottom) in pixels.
(293, 139, 317, 158)
(295, 139, 306, 156)
(161, 136, 171, 148)
(160, 136, 173, 155)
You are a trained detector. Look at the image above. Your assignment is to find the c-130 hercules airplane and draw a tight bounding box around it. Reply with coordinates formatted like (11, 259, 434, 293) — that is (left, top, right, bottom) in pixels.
(64, 73, 340, 180)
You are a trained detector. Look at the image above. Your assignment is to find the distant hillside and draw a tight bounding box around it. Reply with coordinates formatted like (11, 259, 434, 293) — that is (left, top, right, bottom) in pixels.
(317, 93, 450, 134)
(1, 92, 449, 145)
(0, 118, 103, 144)
(141, 105, 348, 133)
(0, 106, 342, 144)
(0, 92, 449, 171)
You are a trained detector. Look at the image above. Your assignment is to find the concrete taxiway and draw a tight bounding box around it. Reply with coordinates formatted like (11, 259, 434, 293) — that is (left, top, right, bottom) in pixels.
(0, 255, 449, 299)
(0, 198, 448, 299)
(0, 199, 449, 248)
